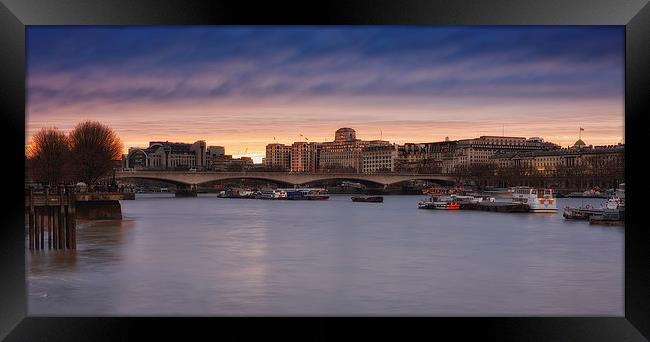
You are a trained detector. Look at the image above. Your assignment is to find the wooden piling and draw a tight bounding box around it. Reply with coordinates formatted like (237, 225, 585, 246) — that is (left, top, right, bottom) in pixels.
(28, 187, 35, 250)
(52, 207, 58, 249)
(34, 206, 40, 249)
(25, 184, 87, 251)
(69, 191, 77, 249)
(45, 186, 51, 249)
(66, 186, 72, 249)
(40, 207, 45, 249)
(48, 206, 52, 249)
(59, 185, 66, 250)
(67, 206, 72, 249)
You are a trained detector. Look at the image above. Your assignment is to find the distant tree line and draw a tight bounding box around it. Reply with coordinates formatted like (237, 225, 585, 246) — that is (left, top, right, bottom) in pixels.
(26, 121, 123, 187)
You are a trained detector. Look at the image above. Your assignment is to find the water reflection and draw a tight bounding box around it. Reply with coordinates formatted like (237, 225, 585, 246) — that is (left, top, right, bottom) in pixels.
(27, 194, 623, 315)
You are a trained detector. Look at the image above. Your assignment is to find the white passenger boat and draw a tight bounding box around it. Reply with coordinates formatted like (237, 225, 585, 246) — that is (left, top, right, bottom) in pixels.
(614, 183, 625, 208)
(511, 187, 557, 213)
(604, 196, 624, 210)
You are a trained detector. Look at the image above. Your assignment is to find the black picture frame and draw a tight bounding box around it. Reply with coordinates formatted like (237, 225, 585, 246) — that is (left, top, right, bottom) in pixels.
(1, 0, 648, 340)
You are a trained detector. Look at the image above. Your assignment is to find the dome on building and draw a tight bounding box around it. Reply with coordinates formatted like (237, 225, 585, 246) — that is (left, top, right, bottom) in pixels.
(574, 139, 586, 147)
(334, 128, 357, 142)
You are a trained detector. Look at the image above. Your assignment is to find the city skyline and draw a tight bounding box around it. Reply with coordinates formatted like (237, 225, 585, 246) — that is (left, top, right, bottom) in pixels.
(125, 129, 610, 157)
(26, 26, 624, 163)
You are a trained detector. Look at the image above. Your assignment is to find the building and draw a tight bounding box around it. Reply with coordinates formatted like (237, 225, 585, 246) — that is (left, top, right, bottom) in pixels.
(395, 141, 457, 173)
(209, 155, 254, 172)
(206, 146, 225, 159)
(491, 142, 624, 175)
(290, 142, 320, 172)
(362, 144, 399, 173)
(392, 136, 558, 174)
(264, 143, 292, 170)
(444, 136, 558, 173)
(124, 140, 207, 170)
(318, 128, 392, 173)
(124, 147, 148, 169)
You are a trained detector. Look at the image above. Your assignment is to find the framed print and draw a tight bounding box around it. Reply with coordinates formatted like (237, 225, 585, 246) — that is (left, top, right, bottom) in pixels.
(1, 0, 648, 340)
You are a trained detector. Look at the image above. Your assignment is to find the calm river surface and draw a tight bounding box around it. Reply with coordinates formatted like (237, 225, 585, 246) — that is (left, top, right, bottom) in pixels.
(27, 194, 623, 316)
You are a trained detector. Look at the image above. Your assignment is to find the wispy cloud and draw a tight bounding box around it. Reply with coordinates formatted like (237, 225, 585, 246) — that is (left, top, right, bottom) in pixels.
(26, 26, 624, 162)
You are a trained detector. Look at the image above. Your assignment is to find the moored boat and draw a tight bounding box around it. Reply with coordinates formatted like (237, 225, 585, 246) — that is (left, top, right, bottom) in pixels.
(417, 195, 461, 210)
(563, 195, 625, 221)
(563, 206, 594, 220)
(304, 188, 330, 200)
(351, 195, 383, 203)
(305, 194, 329, 200)
(256, 189, 283, 199)
(217, 189, 256, 198)
(589, 209, 625, 226)
(511, 187, 557, 213)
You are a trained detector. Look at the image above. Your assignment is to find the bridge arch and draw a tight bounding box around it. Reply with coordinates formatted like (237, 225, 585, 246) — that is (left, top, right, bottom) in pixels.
(117, 176, 193, 187)
(384, 177, 455, 186)
(297, 176, 386, 187)
(196, 176, 294, 187)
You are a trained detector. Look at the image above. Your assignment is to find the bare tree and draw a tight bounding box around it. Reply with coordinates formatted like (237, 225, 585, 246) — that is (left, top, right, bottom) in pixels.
(68, 121, 123, 185)
(27, 127, 71, 185)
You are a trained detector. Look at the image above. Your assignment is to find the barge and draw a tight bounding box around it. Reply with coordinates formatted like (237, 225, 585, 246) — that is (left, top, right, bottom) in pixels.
(475, 202, 530, 213)
(351, 196, 383, 203)
(563, 196, 625, 223)
(257, 188, 330, 200)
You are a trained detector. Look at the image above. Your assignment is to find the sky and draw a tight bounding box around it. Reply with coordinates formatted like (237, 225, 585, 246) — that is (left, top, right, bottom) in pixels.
(26, 26, 624, 163)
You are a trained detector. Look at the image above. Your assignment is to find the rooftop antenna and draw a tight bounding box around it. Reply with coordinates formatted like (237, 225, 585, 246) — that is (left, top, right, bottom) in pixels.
(502, 124, 505, 137)
(380, 130, 383, 140)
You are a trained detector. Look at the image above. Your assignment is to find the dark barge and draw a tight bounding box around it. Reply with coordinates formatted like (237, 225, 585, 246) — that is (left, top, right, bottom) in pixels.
(351, 196, 383, 203)
(473, 202, 530, 213)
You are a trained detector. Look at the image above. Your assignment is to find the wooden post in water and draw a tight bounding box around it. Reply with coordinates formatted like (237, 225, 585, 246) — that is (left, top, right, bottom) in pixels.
(39, 206, 45, 250)
(52, 204, 58, 249)
(28, 187, 35, 250)
(35, 205, 39, 249)
(48, 206, 53, 249)
(58, 184, 66, 250)
(68, 186, 77, 249)
(34, 206, 40, 249)
(65, 185, 73, 249)
(45, 186, 51, 249)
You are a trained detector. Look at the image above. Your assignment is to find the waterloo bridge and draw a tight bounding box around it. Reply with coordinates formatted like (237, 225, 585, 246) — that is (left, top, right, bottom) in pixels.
(114, 170, 455, 188)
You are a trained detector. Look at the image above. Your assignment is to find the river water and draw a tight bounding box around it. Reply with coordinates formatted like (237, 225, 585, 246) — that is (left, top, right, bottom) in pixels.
(27, 194, 623, 316)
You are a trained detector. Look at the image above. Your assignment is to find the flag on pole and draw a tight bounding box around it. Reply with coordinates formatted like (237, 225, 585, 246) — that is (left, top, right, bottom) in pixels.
(580, 127, 584, 131)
